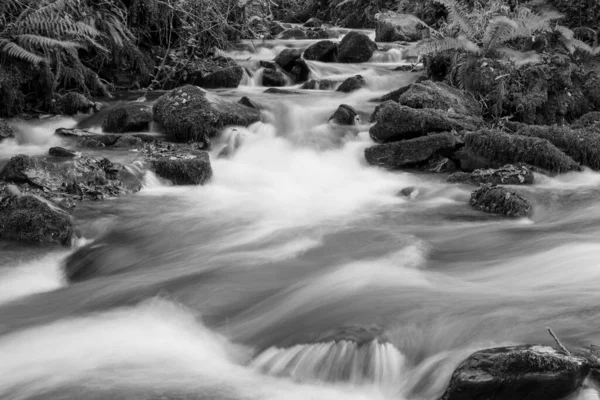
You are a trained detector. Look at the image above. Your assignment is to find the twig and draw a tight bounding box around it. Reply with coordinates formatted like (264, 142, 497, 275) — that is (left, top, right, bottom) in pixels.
(547, 327, 571, 355)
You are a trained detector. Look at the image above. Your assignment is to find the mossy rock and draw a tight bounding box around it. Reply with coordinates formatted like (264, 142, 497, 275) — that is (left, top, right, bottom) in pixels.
(338, 31, 377, 63)
(448, 164, 534, 186)
(329, 104, 359, 125)
(464, 129, 581, 174)
(396, 81, 482, 116)
(336, 75, 366, 93)
(57, 92, 95, 116)
(102, 103, 153, 133)
(150, 152, 212, 185)
(0, 118, 15, 141)
(262, 69, 286, 87)
(303, 40, 338, 62)
(153, 85, 261, 145)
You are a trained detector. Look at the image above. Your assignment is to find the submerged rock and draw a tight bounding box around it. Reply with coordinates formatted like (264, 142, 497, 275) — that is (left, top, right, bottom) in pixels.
(274, 48, 310, 82)
(0, 118, 15, 141)
(469, 184, 532, 217)
(102, 103, 153, 133)
(262, 68, 286, 87)
(153, 85, 261, 146)
(49, 147, 80, 158)
(365, 133, 457, 169)
(448, 164, 534, 185)
(338, 31, 377, 63)
(441, 345, 589, 400)
(336, 75, 366, 92)
(150, 152, 212, 185)
(0, 194, 74, 245)
(370, 101, 482, 143)
(465, 129, 581, 174)
(303, 40, 338, 62)
(329, 104, 360, 125)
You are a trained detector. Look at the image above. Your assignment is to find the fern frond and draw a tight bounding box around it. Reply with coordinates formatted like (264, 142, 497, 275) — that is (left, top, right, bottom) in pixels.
(483, 16, 518, 52)
(0, 38, 46, 65)
(416, 36, 480, 56)
(434, 0, 476, 40)
(14, 34, 82, 51)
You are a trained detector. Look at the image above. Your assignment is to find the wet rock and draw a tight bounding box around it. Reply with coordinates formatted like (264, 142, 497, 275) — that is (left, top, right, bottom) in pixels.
(263, 88, 305, 95)
(465, 129, 581, 174)
(55, 128, 120, 147)
(303, 17, 322, 28)
(262, 68, 287, 87)
(399, 186, 418, 198)
(426, 156, 456, 173)
(274, 48, 310, 82)
(0, 194, 74, 245)
(306, 28, 329, 39)
(49, 147, 80, 158)
(101, 103, 153, 133)
(56, 92, 95, 115)
(268, 21, 286, 37)
(300, 79, 339, 90)
(153, 85, 261, 146)
(238, 96, 260, 109)
(365, 133, 457, 169)
(279, 27, 307, 39)
(55, 127, 94, 139)
(329, 104, 360, 125)
(441, 345, 589, 400)
(374, 84, 412, 103)
(396, 81, 482, 116)
(113, 135, 144, 149)
(375, 12, 425, 42)
(336, 75, 366, 93)
(338, 31, 377, 63)
(370, 101, 482, 143)
(516, 125, 600, 170)
(168, 56, 243, 89)
(259, 60, 278, 70)
(448, 164, 534, 185)
(77, 138, 106, 148)
(150, 152, 212, 185)
(303, 40, 338, 62)
(469, 184, 532, 217)
(0, 118, 15, 141)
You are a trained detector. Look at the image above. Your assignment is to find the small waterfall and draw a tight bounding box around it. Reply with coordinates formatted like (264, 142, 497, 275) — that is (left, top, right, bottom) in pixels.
(251, 340, 405, 388)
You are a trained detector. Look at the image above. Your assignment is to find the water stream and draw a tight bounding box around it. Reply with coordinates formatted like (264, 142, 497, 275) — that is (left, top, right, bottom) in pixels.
(1, 28, 600, 400)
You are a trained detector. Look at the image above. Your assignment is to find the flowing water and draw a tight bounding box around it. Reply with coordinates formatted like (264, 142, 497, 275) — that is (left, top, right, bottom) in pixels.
(1, 27, 600, 400)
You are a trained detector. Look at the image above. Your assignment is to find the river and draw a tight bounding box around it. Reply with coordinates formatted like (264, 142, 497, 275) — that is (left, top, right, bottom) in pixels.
(1, 27, 600, 400)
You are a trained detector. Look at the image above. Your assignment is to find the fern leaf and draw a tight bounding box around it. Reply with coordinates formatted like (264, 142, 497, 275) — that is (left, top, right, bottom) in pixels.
(14, 34, 82, 51)
(416, 36, 480, 56)
(434, 0, 476, 40)
(0, 39, 46, 65)
(483, 16, 518, 53)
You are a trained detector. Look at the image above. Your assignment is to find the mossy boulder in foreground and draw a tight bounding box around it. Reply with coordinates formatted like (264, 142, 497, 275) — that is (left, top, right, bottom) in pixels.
(470, 184, 532, 218)
(464, 129, 581, 174)
(153, 85, 261, 147)
(441, 345, 589, 400)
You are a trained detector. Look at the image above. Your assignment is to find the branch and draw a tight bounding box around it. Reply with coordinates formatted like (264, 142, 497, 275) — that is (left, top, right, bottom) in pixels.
(547, 327, 571, 355)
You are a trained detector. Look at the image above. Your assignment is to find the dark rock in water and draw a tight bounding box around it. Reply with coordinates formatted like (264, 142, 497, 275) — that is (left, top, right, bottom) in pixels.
(465, 129, 581, 174)
(399, 186, 418, 198)
(303, 40, 338, 62)
(469, 184, 532, 217)
(274, 48, 310, 82)
(153, 85, 261, 145)
(392, 64, 424, 72)
(55, 127, 94, 139)
(238, 96, 260, 109)
(303, 17, 322, 28)
(396, 81, 482, 116)
(515, 125, 600, 170)
(49, 147, 80, 158)
(259, 60, 278, 70)
(0, 118, 15, 141)
(57, 92, 95, 115)
(374, 84, 411, 103)
(263, 88, 304, 95)
(0, 194, 74, 245)
(113, 135, 144, 149)
(306, 28, 329, 39)
(375, 12, 425, 42)
(329, 104, 360, 125)
(150, 152, 212, 185)
(426, 156, 456, 173)
(268, 21, 286, 37)
(365, 133, 457, 169)
(338, 31, 377, 63)
(300, 79, 339, 90)
(101, 103, 153, 133)
(448, 164, 534, 185)
(170, 56, 243, 89)
(77, 138, 106, 148)
(262, 68, 287, 87)
(199, 66, 244, 89)
(370, 101, 482, 143)
(336, 75, 366, 93)
(279, 27, 307, 39)
(55, 128, 120, 147)
(441, 345, 589, 400)
(572, 111, 600, 128)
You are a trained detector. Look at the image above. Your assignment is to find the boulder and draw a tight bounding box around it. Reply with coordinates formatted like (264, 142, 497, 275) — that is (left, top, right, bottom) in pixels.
(369, 101, 482, 143)
(303, 17, 322, 28)
(336, 75, 366, 93)
(57, 92, 95, 115)
(441, 345, 589, 400)
(448, 164, 534, 185)
(306, 28, 330, 39)
(150, 152, 212, 185)
(274, 49, 310, 82)
(374, 84, 411, 103)
(396, 81, 482, 116)
(0, 194, 74, 245)
(303, 40, 338, 62)
(0, 118, 15, 141)
(329, 104, 360, 125)
(465, 129, 581, 174)
(365, 133, 457, 169)
(259, 60, 278, 70)
(268, 21, 286, 37)
(49, 147, 80, 158)
(172, 56, 243, 89)
(55, 128, 120, 146)
(469, 184, 532, 217)
(300, 79, 339, 90)
(113, 135, 144, 149)
(238, 96, 260, 109)
(101, 103, 153, 133)
(153, 85, 261, 146)
(77, 138, 106, 148)
(516, 125, 600, 170)
(279, 28, 307, 39)
(262, 68, 287, 87)
(338, 31, 377, 63)
(375, 12, 425, 42)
